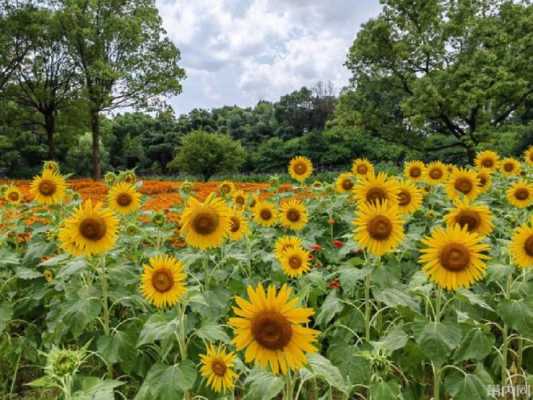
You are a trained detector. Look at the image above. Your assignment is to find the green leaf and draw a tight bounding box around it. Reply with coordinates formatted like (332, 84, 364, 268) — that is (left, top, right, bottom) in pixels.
(369, 381, 401, 400)
(456, 289, 494, 311)
(196, 321, 230, 343)
(377, 325, 409, 353)
(338, 266, 371, 295)
(38, 253, 70, 267)
(454, 328, 494, 362)
(134, 362, 195, 400)
(416, 322, 462, 364)
(374, 287, 420, 312)
(497, 300, 533, 336)
(307, 353, 349, 394)
(444, 372, 487, 400)
(0, 303, 13, 334)
(57, 258, 88, 279)
(73, 377, 123, 400)
(137, 313, 177, 347)
(316, 291, 343, 326)
(243, 368, 284, 400)
(15, 266, 42, 280)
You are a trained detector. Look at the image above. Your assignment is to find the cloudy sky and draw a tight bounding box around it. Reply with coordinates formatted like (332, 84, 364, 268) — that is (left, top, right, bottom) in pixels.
(156, 0, 382, 114)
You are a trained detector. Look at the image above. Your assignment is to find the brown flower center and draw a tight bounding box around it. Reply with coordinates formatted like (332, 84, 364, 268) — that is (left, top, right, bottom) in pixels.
(117, 193, 132, 207)
(515, 188, 529, 201)
(294, 162, 307, 175)
(211, 360, 227, 377)
(230, 216, 240, 233)
(478, 175, 487, 187)
(38, 179, 57, 196)
(503, 162, 514, 172)
(429, 168, 443, 180)
(235, 195, 245, 205)
(440, 243, 470, 271)
(221, 184, 231, 194)
(288, 255, 302, 269)
(287, 208, 300, 222)
(356, 164, 368, 174)
(8, 192, 19, 201)
(260, 209, 273, 221)
(525, 235, 533, 257)
(398, 190, 411, 206)
(251, 311, 293, 350)
(530, 153, 533, 162)
(342, 179, 354, 190)
(367, 215, 393, 241)
(455, 210, 481, 232)
(79, 217, 107, 241)
(366, 187, 387, 205)
(481, 158, 494, 168)
(151, 268, 174, 293)
(409, 167, 422, 178)
(454, 177, 473, 194)
(192, 212, 219, 235)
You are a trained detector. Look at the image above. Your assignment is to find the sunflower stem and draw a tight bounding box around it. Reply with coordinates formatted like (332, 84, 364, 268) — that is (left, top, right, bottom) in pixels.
(97, 256, 113, 379)
(501, 271, 513, 386)
(432, 363, 441, 400)
(284, 371, 294, 400)
(364, 270, 372, 342)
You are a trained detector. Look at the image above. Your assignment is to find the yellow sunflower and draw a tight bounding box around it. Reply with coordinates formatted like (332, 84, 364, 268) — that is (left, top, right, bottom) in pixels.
(510, 224, 533, 268)
(228, 210, 249, 241)
(180, 193, 232, 249)
(404, 160, 426, 182)
(352, 158, 374, 177)
(4, 186, 22, 204)
(476, 169, 492, 193)
(419, 225, 490, 291)
(42, 160, 60, 174)
(279, 199, 308, 231)
(396, 180, 423, 215)
(425, 161, 448, 185)
(279, 246, 310, 278)
(353, 201, 404, 256)
(107, 182, 141, 215)
(445, 199, 493, 236)
(274, 236, 303, 260)
(352, 172, 400, 206)
(141, 254, 186, 308)
(232, 190, 248, 209)
(288, 156, 313, 182)
(58, 200, 118, 256)
(30, 170, 66, 205)
(219, 181, 236, 196)
(446, 168, 480, 202)
(229, 284, 319, 374)
(474, 150, 500, 171)
(335, 172, 356, 193)
(200, 344, 238, 393)
(253, 201, 278, 227)
(506, 180, 532, 208)
(499, 158, 521, 176)
(524, 146, 533, 166)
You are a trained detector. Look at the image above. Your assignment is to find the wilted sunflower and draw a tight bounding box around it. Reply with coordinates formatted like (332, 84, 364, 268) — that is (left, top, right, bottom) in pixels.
(476, 169, 492, 193)
(219, 181, 235, 196)
(141, 254, 186, 308)
(509, 224, 533, 268)
(500, 158, 521, 176)
(200, 344, 238, 393)
(30, 170, 66, 205)
(288, 156, 313, 182)
(506, 180, 532, 208)
(228, 210, 249, 241)
(474, 150, 500, 171)
(279, 246, 310, 277)
(419, 225, 490, 291)
(253, 201, 278, 227)
(180, 193, 232, 249)
(280, 199, 308, 231)
(335, 172, 356, 193)
(446, 168, 480, 202)
(396, 180, 423, 215)
(107, 182, 141, 215)
(232, 190, 248, 208)
(353, 201, 404, 256)
(274, 235, 303, 260)
(445, 199, 493, 236)
(4, 186, 22, 204)
(353, 172, 400, 206)
(229, 283, 319, 374)
(352, 158, 374, 177)
(524, 146, 533, 166)
(404, 160, 426, 182)
(425, 161, 448, 185)
(58, 200, 118, 256)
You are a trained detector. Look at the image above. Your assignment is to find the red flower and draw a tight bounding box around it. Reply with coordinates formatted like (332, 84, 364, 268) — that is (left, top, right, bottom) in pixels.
(310, 243, 322, 252)
(332, 240, 344, 249)
(328, 278, 341, 289)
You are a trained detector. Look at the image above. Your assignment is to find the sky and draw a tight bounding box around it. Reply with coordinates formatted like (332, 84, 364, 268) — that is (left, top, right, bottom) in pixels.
(155, 0, 382, 114)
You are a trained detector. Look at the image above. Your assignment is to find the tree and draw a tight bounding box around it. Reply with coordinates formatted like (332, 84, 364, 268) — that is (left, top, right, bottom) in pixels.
(169, 131, 246, 181)
(342, 0, 533, 163)
(58, 0, 186, 178)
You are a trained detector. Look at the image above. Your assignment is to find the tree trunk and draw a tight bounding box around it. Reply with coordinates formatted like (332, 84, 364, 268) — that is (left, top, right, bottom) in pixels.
(44, 112, 56, 160)
(90, 109, 101, 179)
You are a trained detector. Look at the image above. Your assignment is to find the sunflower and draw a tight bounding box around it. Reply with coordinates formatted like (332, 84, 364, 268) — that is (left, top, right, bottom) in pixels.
(232, 190, 248, 209)
(141, 254, 186, 308)
(228, 210, 249, 241)
(279, 199, 308, 231)
(510, 224, 533, 268)
(274, 236, 303, 260)
(352, 172, 400, 206)
(43, 160, 60, 174)
(445, 199, 493, 236)
(476, 169, 492, 193)
(506, 180, 532, 208)
(180, 193, 232, 249)
(524, 146, 533, 166)
(500, 158, 521, 176)
(228, 283, 319, 374)
(335, 172, 356, 193)
(419, 225, 490, 290)
(253, 201, 278, 227)
(219, 181, 236, 196)
(446, 168, 480, 202)
(352, 158, 374, 177)
(200, 344, 238, 393)
(58, 200, 118, 256)
(474, 150, 500, 171)
(353, 201, 404, 256)
(288, 156, 313, 182)
(107, 182, 141, 215)
(425, 161, 448, 185)
(279, 246, 310, 278)
(404, 160, 426, 182)
(396, 180, 423, 215)
(30, 170, 66, 205)
(4, 186, 22, 204)
(43, 270, 54, 283)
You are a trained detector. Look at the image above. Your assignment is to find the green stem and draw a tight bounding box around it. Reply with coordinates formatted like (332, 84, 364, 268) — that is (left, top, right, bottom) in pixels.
(284, 371, 294, 400)
(98, 257, 113, 378)
(501, 271, 513, 386)
(432, 364, 441, 400)
(364, 271, 372, 341)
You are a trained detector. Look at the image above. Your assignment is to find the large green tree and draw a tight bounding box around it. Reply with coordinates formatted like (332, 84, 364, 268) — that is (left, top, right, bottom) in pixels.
(57, 0, 185, 178)
(341, 0, 533, 162)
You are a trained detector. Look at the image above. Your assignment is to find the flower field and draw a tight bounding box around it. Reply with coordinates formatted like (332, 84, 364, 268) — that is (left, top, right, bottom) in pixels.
(1, 150, 533, 400)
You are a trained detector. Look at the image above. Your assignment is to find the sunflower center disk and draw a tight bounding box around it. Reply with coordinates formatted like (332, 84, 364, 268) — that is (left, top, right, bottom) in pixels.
(39, 180, 57, 196)
(260, 209, 272, 221)
(235, 196, 245, 205)
(230, 217, 240, 233)
(455, 210, 480, 232)
(151, 268, 174, 293)
(409, 167, 421, 178)
(211, 360, 227, 377)
(481, 159, 494, 168)
(398, 191, 411, 206)
(221, 185, 231, 194)
(288, 255, 302, 269)
(504, 163, 514, 172)
(342, 179, 353, 190)
(366, 187, 387, 205)
(251, 311, 293, 350)
(8, 192, 19, 201)
(287, 209, 300, 222)
(454, 177, 473, 194)
(368, 216, 393, 241)
(478, 176, 487, 186)
(192, 212, 219, 235)
(515, 188, 529, 201)
(440, 243, 470, 271)
(79, 217, 107, 241)
(294, 163, 307, 175)
(429, 169, 443, 179)
(357, 165, 368, 174)
(117, 193, 132, 207)
(524, 236, 533, 257)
